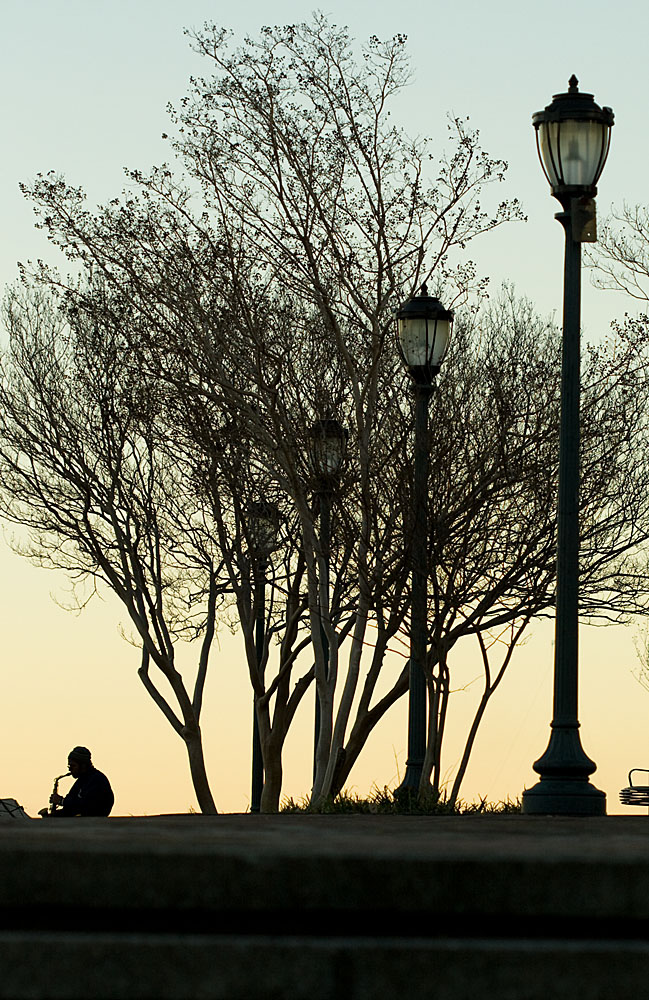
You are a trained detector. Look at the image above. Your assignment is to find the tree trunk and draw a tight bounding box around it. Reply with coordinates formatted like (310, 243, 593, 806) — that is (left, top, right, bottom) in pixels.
(182, 726, 217, 814)
(421, 669, 441, 791)
(329, 664, 410, 797)
(260, 751, 283, 813)
(430, 666, 450, 798)
(311, 687, 333, 804)
(448, 690, 491, 808)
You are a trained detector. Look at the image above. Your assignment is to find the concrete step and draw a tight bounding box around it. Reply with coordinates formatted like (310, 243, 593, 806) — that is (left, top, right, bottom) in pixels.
(3, 931, 649, 999)
(1, 814, 648, 998)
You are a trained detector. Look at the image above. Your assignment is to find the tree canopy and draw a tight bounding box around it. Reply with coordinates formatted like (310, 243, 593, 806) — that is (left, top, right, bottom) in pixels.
(4, 17, 649, 811)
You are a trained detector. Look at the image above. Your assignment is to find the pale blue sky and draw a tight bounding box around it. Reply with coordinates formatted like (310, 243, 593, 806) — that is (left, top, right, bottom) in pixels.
(1, 0, 645, 329)
(1, 0, 648, 814)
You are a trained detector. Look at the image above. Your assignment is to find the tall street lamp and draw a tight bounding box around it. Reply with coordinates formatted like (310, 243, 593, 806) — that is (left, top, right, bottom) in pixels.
(249, 499, 281, 814)
(522, 77, 614, 816)
(309, 418, 348, 779)
(395, 285, 453, 798)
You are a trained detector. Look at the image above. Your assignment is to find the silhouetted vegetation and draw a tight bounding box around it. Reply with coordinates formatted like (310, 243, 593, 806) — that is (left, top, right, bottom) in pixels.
(280, 787, 522, 814)
(3, 17, 649, 814)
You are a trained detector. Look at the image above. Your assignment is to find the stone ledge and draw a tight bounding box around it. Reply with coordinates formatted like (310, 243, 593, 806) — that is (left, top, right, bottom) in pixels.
(2, 932, 649, 1000)
(3, 816, 649, 999)
(2, 815, 649, 922)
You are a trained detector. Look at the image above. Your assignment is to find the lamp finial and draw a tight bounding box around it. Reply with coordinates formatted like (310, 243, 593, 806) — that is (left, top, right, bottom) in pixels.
(568, 75, 579, 91)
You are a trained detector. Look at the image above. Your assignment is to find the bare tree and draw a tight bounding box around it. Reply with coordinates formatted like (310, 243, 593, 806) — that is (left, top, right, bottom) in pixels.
(12, 17, 649, 809)
(0, 284, 222, 813)
(587, 204, 649, 703)
(16, 17, 523, 809)
(148, 17, 523, 807)
(330, 289, 649, 803)
(14, 17, 649, 811)
(590, 204, 649, 302)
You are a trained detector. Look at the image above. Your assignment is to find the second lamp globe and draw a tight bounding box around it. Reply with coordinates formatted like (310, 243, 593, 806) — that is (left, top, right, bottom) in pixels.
(396, 284, 453, 384)
(309, 418, 348, 482)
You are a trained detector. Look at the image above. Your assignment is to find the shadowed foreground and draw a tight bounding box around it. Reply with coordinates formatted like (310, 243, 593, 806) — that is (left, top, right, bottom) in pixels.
(1, 814, 648, 998)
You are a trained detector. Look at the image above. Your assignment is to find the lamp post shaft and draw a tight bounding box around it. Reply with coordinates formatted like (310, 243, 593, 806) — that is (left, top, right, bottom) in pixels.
(522, 210, 605, 815)
(395, 286, 452, 803)
(251, 560, 267, 814)
(554, 216, 581, 725)
(397, 382, 432, 796)
(313, 490, 331, 781)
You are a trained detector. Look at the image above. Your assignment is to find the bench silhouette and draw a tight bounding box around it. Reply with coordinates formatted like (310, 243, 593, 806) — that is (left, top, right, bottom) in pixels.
(620, 770, 649, 807)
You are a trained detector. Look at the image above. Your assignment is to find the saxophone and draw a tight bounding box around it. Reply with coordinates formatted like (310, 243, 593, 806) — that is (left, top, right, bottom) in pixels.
(49, 772, 71, 815)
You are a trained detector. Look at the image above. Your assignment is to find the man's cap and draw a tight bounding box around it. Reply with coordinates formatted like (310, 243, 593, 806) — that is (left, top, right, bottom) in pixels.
(68, 746, 92, 763)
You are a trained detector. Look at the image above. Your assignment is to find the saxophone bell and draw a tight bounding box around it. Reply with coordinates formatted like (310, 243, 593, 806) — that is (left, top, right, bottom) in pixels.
(49, 772, 72, 815)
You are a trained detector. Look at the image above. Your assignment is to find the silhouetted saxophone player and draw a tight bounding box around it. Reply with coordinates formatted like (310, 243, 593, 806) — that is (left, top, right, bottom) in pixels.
(41, 747, 114, 817)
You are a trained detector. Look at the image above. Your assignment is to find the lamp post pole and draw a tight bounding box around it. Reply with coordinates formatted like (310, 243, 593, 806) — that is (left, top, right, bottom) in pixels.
(397, 379, 433, 796)
(309, 418, 347, 781)
(249, 501, 280, 814)
(251, 555, 267, 814)
(312, 485, 330, 783)
(523, 77, 614, 816)
(395, 286, 453, 799)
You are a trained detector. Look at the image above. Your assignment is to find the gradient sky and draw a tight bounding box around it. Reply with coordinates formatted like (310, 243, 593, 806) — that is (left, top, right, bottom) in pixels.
(1, 0, 648, 816)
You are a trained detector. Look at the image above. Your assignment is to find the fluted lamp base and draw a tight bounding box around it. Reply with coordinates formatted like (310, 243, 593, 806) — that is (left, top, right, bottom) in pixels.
(522, 778, 606, 815)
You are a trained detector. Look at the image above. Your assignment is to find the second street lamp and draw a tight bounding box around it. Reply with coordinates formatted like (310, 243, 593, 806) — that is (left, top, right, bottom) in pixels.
(395, 284, 453, 798)
(248, 499, 281, 814)
(309, 418, 348, 779)
(522, 77, 614, 816)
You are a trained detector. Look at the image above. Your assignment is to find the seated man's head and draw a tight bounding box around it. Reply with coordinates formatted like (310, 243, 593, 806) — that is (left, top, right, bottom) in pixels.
(67, 746, 92, 778)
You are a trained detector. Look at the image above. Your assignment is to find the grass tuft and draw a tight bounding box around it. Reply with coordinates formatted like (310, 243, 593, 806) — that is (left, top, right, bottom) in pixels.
(280, 786, 522, 815)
